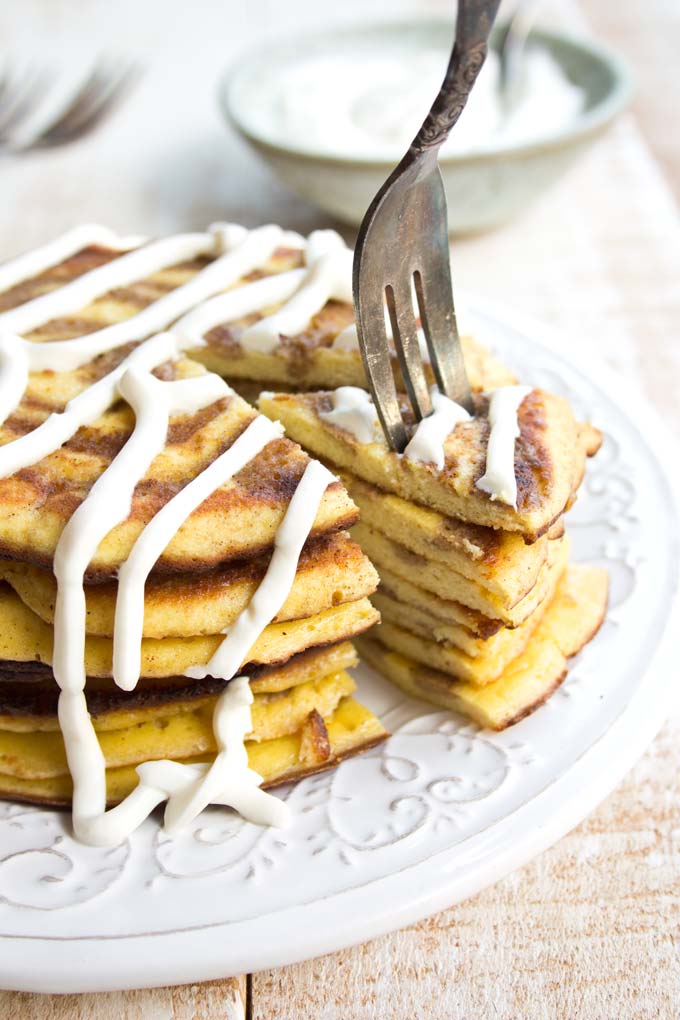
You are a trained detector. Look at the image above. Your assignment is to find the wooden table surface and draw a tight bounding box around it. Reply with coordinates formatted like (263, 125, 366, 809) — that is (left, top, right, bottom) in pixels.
(0, 0, 678, 1016)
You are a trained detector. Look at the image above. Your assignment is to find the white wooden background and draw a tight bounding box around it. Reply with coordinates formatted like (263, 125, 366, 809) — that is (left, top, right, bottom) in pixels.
(0, 0, 678, 1016)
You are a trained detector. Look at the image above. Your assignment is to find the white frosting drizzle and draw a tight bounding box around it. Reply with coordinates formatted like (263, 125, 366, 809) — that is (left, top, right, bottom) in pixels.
(321, 384, 528, 501)
(0, 224, 145, 295)
(0, 230, 222, 335)
(0, 225, 304, 370)
(319, 386, 385, 445)
(52, 367, 230, 843)
(0, 223, 371, 847)
(403, 388, 471, 470)
(240, 230, 352, 353)
(47, 363, 299, 845)
(0, 331, 190, 477)
(113, 414, 284, 691)
(476, 385, 532, 508)
(174, 269, 306, 348)
(185, 459, 335, 684)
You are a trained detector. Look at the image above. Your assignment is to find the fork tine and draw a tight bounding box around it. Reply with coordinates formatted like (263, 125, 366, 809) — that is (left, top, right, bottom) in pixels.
(65, 64, 133, 124)
(34, 66, 112, 144)
(63, 64, 137, 138)
(354, 251, 408, 452)
(386, 279, 432, 422)
(0, 66, 52, 139)
(27, 61, 138, 149)
(413, 225, 474, 413)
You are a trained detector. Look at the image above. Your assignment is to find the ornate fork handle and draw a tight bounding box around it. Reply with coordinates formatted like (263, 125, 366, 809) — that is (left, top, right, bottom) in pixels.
(410, 0, 501, 156)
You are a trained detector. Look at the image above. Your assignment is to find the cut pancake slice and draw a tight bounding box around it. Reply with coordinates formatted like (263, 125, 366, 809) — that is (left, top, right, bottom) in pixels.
(358, 565, 608, 729)
(0, 363, 358, 578)
(367, 540, 568, 684)
(373, 564, 503, 640)
(0, 697, 388, 808)
(0, 532, 377, 639)
(259, 390, 601, 542)
(354, 523, 568, 626)
(0, 583, 379, 678)
(373, 591, 521, 659)
(372, 552, 563, 686)
(340, 472, 550, 603)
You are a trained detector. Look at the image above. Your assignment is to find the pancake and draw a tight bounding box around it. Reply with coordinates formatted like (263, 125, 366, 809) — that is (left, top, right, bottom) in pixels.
(354, 524, 568, 625)
(358, 565, 608, 728)
(339, 472, 550, 603)
(0, 697, 388, 808)
(1, 233, 514, 397)
(0, 582, 378, 678)
(373, 565, 504, 639)
(195, 327, 516, 394)
(259, 389, 601, 541)
(0, 361, 358, 577)
(0, 532, 377, 638)
(372, 592, 519, 658)
(0, 641, 360, 728)
(0, 670, 359, 778)
(370, 542, 565, 685)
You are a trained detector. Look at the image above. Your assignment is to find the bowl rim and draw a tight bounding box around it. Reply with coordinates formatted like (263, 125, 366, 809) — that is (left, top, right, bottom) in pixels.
(219, 18, 634, 168)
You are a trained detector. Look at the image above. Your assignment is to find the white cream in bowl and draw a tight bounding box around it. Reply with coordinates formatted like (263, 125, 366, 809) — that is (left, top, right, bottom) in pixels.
(236, 40, 585, 161)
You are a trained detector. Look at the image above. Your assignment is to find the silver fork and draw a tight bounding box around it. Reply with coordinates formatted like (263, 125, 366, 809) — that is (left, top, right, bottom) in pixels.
(353, 0, 501, 452)
(0, 58, 139, 152)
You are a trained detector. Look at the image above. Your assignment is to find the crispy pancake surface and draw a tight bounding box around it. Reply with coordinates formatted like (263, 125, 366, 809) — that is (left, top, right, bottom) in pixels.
(0, 362, 357, 576)
(0, 582, 379, 678)
(0, 532, 377, 638)
(259, 390, 599, 541)
(3, 238, 514, 395)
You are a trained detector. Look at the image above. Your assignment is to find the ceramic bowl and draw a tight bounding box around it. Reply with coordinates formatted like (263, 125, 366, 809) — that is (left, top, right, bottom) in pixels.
(219, 21, 633, 234)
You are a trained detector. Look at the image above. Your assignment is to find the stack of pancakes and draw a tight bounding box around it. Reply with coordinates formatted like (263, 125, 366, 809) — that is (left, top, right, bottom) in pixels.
(259, 389, 608, 730)
(0, 238, 387, 808)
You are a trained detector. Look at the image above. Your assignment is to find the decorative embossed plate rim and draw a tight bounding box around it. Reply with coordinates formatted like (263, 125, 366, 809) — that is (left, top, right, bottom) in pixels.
(0, 300, 677, 993)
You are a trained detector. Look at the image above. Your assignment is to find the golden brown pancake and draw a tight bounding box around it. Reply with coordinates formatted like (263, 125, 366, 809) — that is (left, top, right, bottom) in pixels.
(0, 697, 388, 808)
(359, 565, 608, 729)
(3, 239, 514, 396)
(259, 390, 601, 542)
(354, 524, 568, 626)
(0, 582, 379, 678)
(0, 229, 398, 818)
(0, 361, 357, 577)
(0, 532, 377, 638)
(0, 641, 360, 728)
(369, 541, 566, 685)
(339, 472, 550, 603)
(196, 326, 517, 394)
(0, 670, 359, 778)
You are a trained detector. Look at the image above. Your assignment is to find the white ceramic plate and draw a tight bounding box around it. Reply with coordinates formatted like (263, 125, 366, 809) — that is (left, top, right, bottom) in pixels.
(0, 302, 677, 993)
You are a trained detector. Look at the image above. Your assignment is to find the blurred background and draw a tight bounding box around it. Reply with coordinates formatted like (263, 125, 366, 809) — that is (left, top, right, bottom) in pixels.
(0, 0, 676, 236)
(0, 0, 678, 402)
